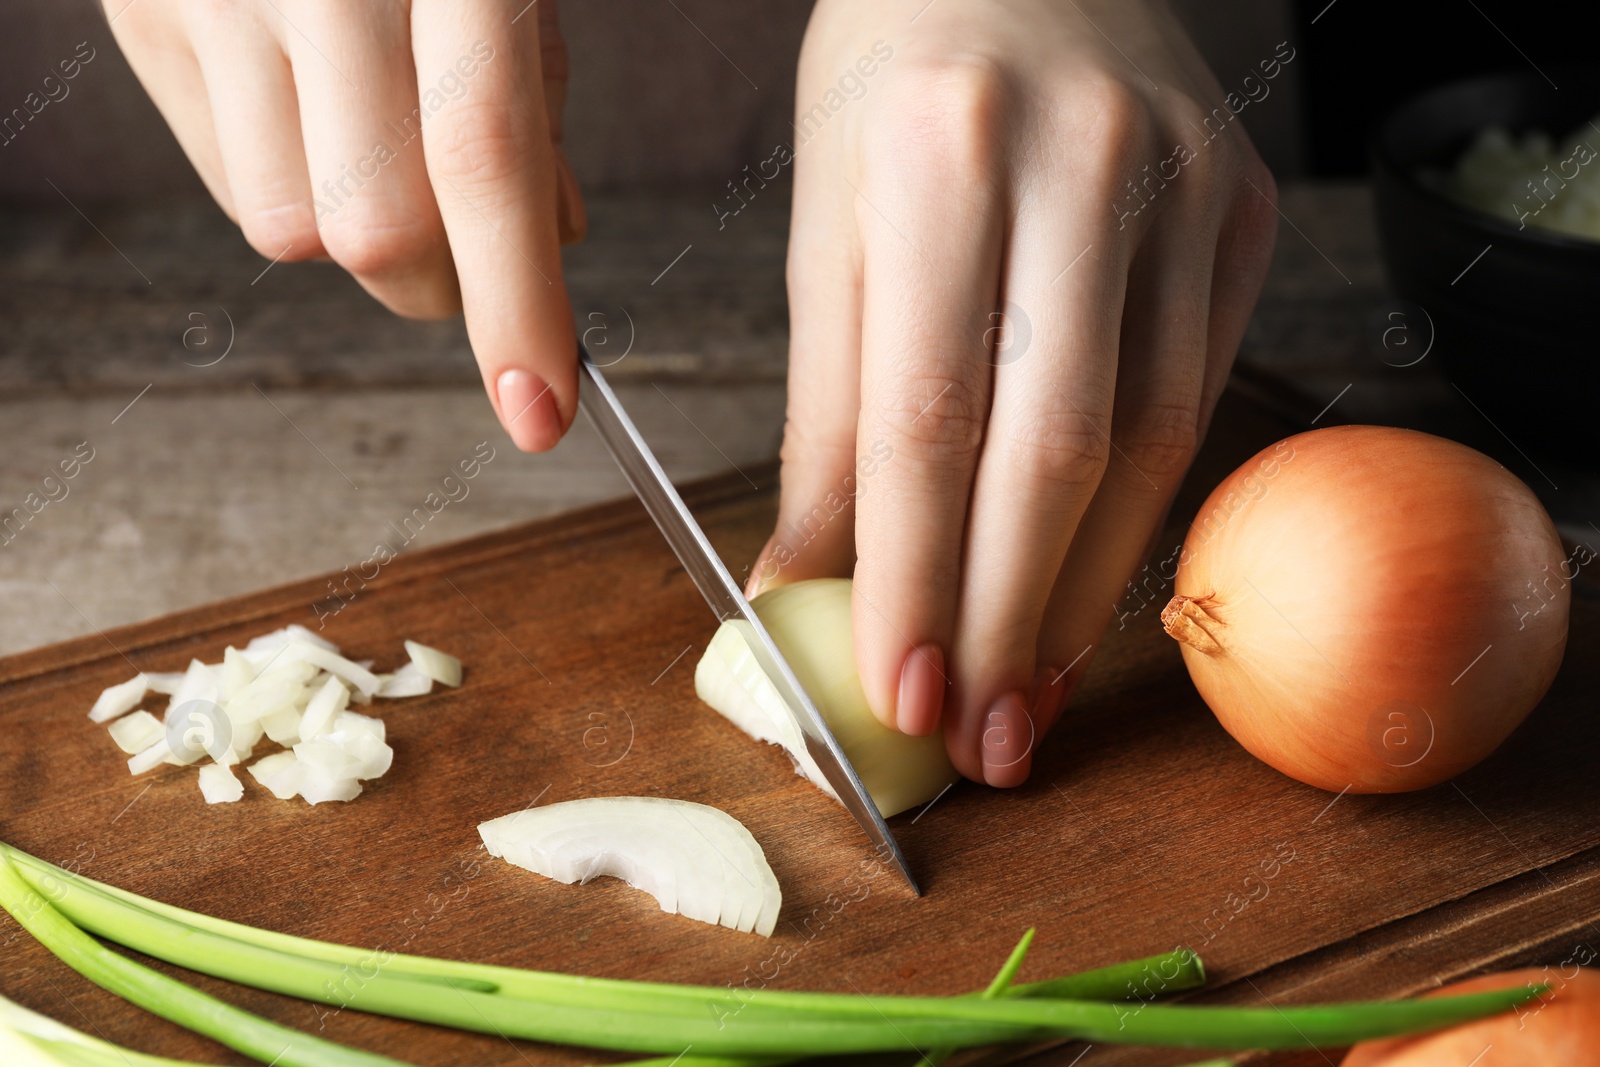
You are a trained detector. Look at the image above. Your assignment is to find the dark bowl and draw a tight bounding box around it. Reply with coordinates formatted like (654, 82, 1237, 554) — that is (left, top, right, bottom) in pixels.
(1370, 67, 1600, 459)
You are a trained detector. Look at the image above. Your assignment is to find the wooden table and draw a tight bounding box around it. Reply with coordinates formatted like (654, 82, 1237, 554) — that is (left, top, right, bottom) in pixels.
(3, 380, 1596, 1067)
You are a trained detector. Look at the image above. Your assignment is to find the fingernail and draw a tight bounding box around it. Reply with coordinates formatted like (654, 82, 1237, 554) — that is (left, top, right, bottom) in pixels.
(1030, 665, 1069, 732)
(980, 691, 1033, 787)
(496, 369, 560, 452)
(895, 644, 945, 736)
(745, 535, 779, 599)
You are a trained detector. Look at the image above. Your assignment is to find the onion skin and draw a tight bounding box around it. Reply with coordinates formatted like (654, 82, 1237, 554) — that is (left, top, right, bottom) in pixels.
(1342, 969, 1600, 1066)
(1162, 426, 1568, 793)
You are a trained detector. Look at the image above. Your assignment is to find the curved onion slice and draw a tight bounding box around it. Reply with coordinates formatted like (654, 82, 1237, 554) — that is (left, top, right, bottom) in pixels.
(695, 578, 958, 818)
(478, 797, 781, 937)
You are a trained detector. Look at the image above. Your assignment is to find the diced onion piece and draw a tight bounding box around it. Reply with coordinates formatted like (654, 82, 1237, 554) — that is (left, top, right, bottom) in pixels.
(128, 738, 176, 776)
(247, 752, 301, 800)
(227, 718, 265, 764)
(404, 641, 462, 688)
(325, 712, 393, 779)
(142, 671, 186, 695)
(375, 663, 433, 698)
(478, 796, 781, 937)
(298, 764, 362, 805)
(260, 705, 303, 747)
(198, 762, 244, 804)
(298, 675, 350, 741)
(89, 675, 148, 724)
(220, 647, 258, 702)
(226, 661, 317, 724)
(695, 578, 959, 818)
(332, 710, 385, 743)
(277, 642, 382, 698)
(107, 711, 164, 755)
(164, 659, 220, 720)
(293, 738, 363, 781)
(244, 625, 341, 657)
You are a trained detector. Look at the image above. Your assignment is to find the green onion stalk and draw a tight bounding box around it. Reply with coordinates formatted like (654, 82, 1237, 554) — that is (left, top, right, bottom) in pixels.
(0, 848, 406, 1067)
(0, 843, 1542, 1058)
(0, 990, 227, 1067)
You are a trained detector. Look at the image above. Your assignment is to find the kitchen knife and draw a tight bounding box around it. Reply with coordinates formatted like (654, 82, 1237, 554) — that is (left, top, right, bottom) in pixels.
(576, 343, 919, 895)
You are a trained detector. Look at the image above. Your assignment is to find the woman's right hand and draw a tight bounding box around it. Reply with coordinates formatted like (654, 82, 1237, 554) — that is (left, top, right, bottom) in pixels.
(106, 0, 586, 453)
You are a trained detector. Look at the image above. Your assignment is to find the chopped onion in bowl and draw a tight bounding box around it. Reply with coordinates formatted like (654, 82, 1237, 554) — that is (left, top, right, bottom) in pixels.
(90, 631, 462, 806)
(478, 796, 782, 937)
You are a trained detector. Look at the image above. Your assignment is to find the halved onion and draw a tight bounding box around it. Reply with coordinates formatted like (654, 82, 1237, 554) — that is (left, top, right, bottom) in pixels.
(696, 578, 958, 818)
(478, 796, 781, 937)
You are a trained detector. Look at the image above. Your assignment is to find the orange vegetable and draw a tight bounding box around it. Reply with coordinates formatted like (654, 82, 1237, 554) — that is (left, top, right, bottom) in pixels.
(1343, 968, 1600, 1066)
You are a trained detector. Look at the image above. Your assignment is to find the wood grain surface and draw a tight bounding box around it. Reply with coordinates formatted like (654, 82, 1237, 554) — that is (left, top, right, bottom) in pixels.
(2, 387, 1596, 1067)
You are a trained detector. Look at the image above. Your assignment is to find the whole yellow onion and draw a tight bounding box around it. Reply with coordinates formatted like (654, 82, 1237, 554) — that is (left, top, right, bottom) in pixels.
(1162, 426, 1569, 793)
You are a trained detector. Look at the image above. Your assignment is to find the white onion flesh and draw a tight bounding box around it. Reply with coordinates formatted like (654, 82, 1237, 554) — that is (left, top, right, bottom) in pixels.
(89, 675, 147, 724)
(276, 644, 382, 698)
(376, 662, 434, 698)
(106, 711, 163, 754)
(298, 674, 350, 741)
(198, 762, 244, 804)
(91, 631, 458, 807)
(142, 672, 185, 695)
(244, 624, 340, 656)
(479, 796, 781, 937)
(404, 641, 462, 687)
(695, 578, 959, 818)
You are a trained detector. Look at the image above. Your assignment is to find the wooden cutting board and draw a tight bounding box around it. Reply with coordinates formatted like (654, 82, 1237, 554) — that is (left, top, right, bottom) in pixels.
(2, 385, 1596, 1067)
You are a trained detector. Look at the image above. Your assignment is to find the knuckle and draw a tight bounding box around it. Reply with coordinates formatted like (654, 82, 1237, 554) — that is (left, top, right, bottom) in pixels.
(875, 372, 986, 465)
(238, 201, 319, 262)
(877, 55, 1008, 175)
(428, 98, 532, 191)
(1231, 160, 1281, 255)
(1059, 73, 1148, 178)
(318, 211, 445, 279)
(1117, 400, 1199, 482)
(1009, 406, 1111, 490)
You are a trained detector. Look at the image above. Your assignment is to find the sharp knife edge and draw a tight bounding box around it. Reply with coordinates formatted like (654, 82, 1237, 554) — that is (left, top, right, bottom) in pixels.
(575, 343, 919, 894)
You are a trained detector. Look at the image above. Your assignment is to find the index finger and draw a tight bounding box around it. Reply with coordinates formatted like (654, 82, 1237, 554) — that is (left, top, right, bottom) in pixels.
(413, 0, 576, 452)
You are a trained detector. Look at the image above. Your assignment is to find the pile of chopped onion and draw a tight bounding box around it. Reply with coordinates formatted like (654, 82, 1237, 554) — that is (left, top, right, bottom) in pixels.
(479, 796, 783, 937)
(87, 624, 463, 806)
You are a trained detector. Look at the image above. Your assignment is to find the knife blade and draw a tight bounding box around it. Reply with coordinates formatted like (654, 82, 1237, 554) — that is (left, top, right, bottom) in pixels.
(575, 343, 919, 895)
